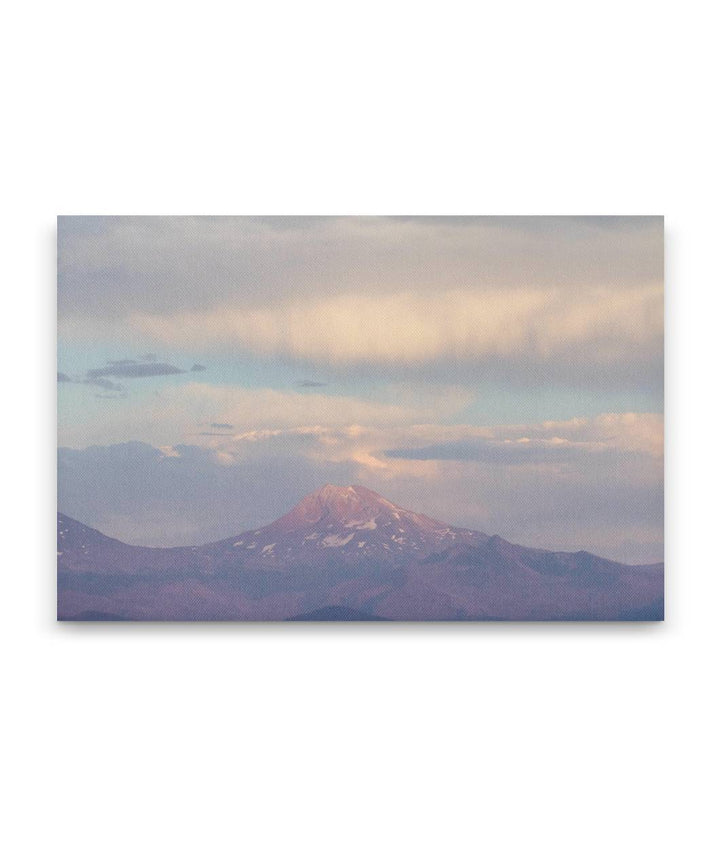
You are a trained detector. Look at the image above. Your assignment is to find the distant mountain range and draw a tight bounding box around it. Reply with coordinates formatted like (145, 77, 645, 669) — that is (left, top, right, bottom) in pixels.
(57, 484, 663, 621)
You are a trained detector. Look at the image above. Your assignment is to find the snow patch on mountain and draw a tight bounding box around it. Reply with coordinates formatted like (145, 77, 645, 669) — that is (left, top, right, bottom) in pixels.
(321, 533, 355, 548)
(345, 517, 377, 530)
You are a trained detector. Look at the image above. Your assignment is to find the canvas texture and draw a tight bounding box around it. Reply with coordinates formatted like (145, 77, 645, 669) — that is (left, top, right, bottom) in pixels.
(57, 216, 664, 621)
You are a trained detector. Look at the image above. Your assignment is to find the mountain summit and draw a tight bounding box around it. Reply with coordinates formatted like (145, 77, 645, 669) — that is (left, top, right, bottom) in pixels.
(283, 484, 401, 526)
(233, 483, 486, 559)
(57, 485, 664, 621)
(275, 484, 397, 528)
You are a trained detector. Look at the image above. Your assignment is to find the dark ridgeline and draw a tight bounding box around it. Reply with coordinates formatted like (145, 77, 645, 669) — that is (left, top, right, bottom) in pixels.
(57, 484, 663, 621)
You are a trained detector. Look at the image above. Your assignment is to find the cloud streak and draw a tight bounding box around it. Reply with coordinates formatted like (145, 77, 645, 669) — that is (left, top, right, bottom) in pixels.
(57, 216, 663, 397)
(84, 377, 125, 393)
(87, 361, 186, 379)
(126, 284, 662, 369)
(57, 382, 474, 448)
(58, 216, 664, 320)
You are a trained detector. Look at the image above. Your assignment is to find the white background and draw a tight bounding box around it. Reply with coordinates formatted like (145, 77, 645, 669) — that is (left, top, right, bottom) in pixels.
(2, 2, 718, 854)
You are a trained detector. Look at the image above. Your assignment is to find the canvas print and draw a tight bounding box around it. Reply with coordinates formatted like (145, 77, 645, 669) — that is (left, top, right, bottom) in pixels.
(57, 216, 664, 621)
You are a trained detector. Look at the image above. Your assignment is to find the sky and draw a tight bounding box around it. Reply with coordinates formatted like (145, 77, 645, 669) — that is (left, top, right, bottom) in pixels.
(57, 216, 664, 562)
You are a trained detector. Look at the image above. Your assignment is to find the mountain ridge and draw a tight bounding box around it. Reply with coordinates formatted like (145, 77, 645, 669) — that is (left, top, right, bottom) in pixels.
(57, 484, 663, 621)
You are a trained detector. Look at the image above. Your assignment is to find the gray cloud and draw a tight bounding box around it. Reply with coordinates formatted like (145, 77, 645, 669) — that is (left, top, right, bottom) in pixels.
(297, 380, 327, 387)
(57, 216, 663, 399)
(58, 370, 126, 394)
(84, 377, 125, 392)
(87, 362, 186, 379)
(210, 423, 233, 429)
(191, 364, 206, 372)
(383, 438, 646, 465)
(58, 369, 126, 393)
(58, 216, 663, 319)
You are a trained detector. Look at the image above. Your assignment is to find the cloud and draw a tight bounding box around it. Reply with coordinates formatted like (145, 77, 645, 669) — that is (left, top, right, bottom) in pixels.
(58, 369, 126, 393)
(384, 438, 578, 463)
(127, 284, 662, 370)
(58, 216, 663, 321)
(57, 382, 472, 449)
(59, 358, 205, 399)
(384, 413, 664, 463)
(84, 377, 125, 393)
(59, 379, 471, 447)
(57, 216, 663, 392)
(87, 361, 186, 379)
(57, 412, 663, 562)
(198, 413, 663, 477)
(210, 422, 233, 430)
(190, 364, 206, 372)
(182, 384, 455, 432)
(298, 380, 327, 387)
(385, 437, 636, 465)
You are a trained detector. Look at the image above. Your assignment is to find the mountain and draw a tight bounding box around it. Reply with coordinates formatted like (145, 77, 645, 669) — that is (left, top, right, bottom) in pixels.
(205, 483, 488, 568)
(57, 484, 663, 621)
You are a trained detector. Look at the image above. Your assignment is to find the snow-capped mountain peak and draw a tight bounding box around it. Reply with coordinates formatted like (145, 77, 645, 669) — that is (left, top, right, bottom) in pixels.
(281, 484, 401, 528)
(224, 484, 486, 561)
